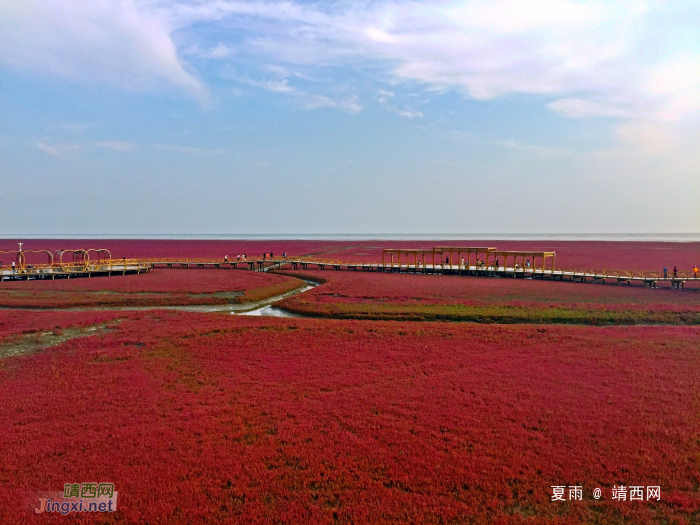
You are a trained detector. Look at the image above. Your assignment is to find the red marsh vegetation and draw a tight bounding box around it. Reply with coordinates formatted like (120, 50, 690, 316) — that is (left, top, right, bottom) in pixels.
(275, 271, 700, 324)
(0, 312, 698, 523)
(0, 270, 304, 309)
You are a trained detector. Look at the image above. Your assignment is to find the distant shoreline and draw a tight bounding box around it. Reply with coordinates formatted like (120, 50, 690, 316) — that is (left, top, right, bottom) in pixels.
(2, 233, 700, 242)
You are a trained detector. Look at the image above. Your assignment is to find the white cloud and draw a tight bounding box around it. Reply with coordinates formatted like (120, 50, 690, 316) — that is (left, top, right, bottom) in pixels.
(304, 94, 363, 114)
(238, 76, 294, 93)
(547, 98, 640, 120)
(36, 140, 82, 157)
(375, 90, 394, 104)
(185, 42, 236, 60)
(398, 109, 423, 118)
(208, 43, 236, 59)
(36, 138, 136, 156)
(0, 0, 208, 102)
(500, 140, 569, 159)
(182, 0, 698, 164)
(238, 75, 363, 113)
(92, 140, 136, 151)
(152, 144, 225, 155)
(4, 1, 700, 148)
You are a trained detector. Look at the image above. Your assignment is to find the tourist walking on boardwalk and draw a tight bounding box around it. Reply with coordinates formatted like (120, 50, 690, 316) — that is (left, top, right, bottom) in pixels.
(694, 265, 698, 278)
(11, 260, 15, 272)
(663, 266, 668, 278)
(224, 255, 228, 263)
(673, 266, 678, 278)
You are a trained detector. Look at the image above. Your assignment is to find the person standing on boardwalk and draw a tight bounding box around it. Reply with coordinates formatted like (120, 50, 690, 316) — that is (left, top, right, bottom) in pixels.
(224, 255, 228, 263)
(694, 265, 698, 278)
(11, 260, 15, 272)
(673, 266, 678, 278)
(663, 266, 668, 278)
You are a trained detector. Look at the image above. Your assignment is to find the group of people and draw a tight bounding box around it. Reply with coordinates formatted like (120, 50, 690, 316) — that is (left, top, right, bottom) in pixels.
(661, 266, 698, 279)
(0, 261, 17, 272)
(223, 252, 289, 263)
(441, 257, 532, 269)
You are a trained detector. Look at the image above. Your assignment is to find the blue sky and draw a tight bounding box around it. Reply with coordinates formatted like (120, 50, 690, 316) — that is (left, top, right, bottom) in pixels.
(0, 0, 699, 235)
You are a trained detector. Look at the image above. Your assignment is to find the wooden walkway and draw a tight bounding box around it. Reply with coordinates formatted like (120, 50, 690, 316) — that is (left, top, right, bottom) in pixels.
(2, 256, 697, 289)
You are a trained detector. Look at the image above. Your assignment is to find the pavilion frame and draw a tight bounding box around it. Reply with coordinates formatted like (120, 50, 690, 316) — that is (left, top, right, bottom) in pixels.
(59, 249, 90, 265)
(489, 250, 556, 271)
(382, 249, 434, 267)
(431, 247, 497, 268)
(16, 249, 54, 267)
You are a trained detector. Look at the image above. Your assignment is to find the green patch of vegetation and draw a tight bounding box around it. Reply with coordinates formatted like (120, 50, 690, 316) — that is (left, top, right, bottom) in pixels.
(279, 301, 700, 325)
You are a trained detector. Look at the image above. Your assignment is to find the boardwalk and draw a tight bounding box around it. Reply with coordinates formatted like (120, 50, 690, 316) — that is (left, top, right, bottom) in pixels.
(2, 254, 697, 289)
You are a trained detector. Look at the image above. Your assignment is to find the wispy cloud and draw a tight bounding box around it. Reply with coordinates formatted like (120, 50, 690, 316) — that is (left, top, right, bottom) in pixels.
(398, 109, 423, 119)
(238, 76, 294, 93)
(185, 42, 236, 60)
(59, 122, 94, 133)
(303, 94, 363, 114)
(5, 1, 700, 153)
(182, 1, 698, 128)
(238, 75, 362, 113)
(0, 0, 208, 102)
(500, 140, 570, 159)
(93, 140, 136, 151)
(37, 138, 136, 157)
(36, 140, 82, 157)
(152, 144, 225, 156)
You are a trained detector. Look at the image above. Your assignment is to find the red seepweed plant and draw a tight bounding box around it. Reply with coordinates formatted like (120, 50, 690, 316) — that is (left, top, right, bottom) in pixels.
(1, 311, 699, 523)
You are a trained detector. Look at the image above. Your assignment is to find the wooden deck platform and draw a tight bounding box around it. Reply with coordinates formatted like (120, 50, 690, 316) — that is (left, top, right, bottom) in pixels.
(0, 261, 151, 281)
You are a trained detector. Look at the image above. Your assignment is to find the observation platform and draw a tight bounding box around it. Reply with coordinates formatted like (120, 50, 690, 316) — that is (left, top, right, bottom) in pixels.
(0, 261, 150, 281)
